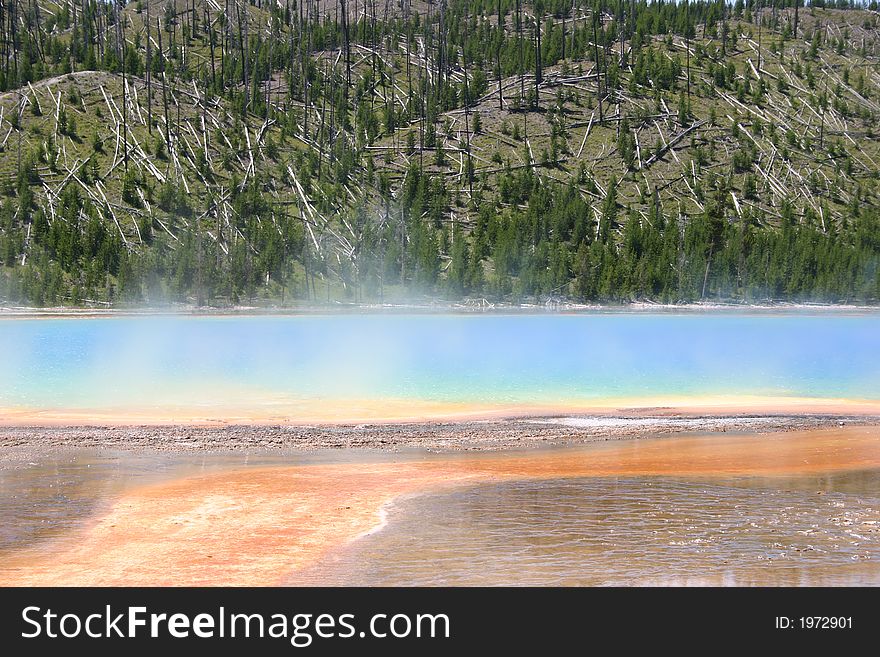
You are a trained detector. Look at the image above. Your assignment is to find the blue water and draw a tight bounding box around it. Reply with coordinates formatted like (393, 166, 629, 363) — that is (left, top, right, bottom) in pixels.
(0, 312, 878, 409)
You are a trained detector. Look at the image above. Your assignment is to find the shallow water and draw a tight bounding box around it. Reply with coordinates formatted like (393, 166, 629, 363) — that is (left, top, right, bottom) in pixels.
(4, 429, 880, 586)
(294, 471, 880, 586)
(1, 313, 879, 412)
(0, 448, 414, 554)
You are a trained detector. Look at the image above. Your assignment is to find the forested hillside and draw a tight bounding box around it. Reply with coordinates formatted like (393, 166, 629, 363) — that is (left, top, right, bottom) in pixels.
(0, 0, 879, 306)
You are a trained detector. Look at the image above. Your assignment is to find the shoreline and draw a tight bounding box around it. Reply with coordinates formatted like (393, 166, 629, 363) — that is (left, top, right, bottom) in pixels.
(2, 411, 878, 458)
(3, 424, 880, 586)
(2, 300, 880, 319)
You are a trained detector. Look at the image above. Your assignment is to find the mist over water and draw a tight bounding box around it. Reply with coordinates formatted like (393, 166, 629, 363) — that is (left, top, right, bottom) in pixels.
(1, 313, 879, 411)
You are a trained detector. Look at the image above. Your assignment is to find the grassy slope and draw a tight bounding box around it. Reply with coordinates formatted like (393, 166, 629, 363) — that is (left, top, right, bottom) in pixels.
(0, 3, 878, 304)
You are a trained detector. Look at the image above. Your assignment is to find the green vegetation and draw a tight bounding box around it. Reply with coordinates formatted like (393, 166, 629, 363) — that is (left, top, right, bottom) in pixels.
(0, 0, 879, 306)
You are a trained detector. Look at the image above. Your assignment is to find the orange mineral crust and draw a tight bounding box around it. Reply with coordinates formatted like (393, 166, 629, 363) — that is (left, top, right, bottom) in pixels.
(2, 426, 879, 586)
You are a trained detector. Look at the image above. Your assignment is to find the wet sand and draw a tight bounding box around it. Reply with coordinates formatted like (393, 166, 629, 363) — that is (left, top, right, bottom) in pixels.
(2, 425, 879, 586)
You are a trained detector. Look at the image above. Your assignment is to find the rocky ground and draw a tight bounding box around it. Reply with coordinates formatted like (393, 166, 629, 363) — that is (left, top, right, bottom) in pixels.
(1, 414, 874, 461)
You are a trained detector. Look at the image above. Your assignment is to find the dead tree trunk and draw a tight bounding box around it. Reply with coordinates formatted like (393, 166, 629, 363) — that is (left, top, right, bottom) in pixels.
(146, 0, 152, 133)
(158, 17, 171, 148)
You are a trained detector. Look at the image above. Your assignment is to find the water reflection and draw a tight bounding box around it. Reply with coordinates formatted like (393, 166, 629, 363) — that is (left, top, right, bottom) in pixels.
(293, 472, 880, 586)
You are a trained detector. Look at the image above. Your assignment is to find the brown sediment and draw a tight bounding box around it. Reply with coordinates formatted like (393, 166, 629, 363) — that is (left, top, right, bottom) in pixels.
(2, 395, 880, 427)
(1, 425, 879, 586)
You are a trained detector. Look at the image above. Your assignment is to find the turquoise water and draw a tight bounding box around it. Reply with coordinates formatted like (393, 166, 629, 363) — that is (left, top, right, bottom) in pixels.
(0, 312, 879, 410)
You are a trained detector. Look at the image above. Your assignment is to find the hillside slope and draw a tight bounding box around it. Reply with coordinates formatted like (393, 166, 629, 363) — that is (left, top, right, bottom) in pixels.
(0, 1, 878, 306)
